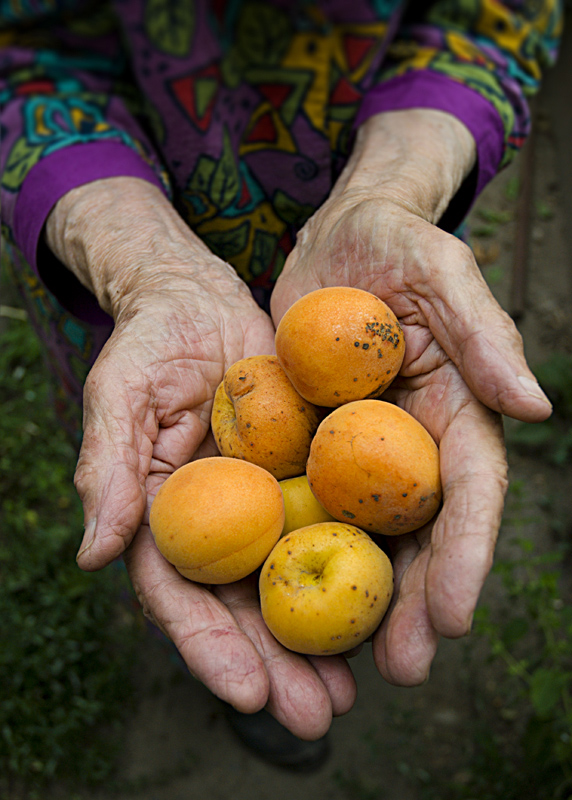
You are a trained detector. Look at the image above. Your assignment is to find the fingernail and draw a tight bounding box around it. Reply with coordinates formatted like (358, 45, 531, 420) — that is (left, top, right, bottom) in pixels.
(77, 517, 97, 561)
(518, 376, 552, 407)
(422, 669, 431, 685)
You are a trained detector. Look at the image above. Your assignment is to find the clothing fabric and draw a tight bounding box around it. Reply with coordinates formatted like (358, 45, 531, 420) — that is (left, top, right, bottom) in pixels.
(0, 0, 562, 439)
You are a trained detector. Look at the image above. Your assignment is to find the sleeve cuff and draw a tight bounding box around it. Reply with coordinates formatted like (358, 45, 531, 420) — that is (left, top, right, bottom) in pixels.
(12, 141, 169, 325)
(355, 70, 506, 229)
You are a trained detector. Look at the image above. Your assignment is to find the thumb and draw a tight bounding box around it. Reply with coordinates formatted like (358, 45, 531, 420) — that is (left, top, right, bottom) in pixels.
(413, 237, 552, 423)
(74, 369, 151, 571)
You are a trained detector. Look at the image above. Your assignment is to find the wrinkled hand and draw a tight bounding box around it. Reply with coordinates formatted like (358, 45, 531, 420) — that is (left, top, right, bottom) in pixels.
(271, 110, 552, 686)
(46, 178, 356, 739)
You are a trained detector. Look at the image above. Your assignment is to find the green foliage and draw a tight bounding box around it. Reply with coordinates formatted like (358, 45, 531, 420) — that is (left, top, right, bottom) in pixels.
(477, 208, 513, 225)
(507, 353, 572, 466)
(467, 537, 572, 799)
(0, 312, 141, 794)
(536, 200, 555, 221)
(482, 264, 505, 285)
(505, 175, 520, 202)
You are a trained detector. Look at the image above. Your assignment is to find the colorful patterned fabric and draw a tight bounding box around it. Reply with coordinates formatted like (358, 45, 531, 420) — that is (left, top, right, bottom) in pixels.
(0, 0, 562, 440)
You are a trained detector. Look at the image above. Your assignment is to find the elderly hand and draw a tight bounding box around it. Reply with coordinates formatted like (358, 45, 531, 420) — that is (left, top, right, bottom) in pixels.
(45, 177, 356, 739)
(271, 109, 552, 685)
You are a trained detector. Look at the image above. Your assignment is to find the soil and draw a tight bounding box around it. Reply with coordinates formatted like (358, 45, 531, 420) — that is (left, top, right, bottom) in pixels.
(47, 20, 572, 800)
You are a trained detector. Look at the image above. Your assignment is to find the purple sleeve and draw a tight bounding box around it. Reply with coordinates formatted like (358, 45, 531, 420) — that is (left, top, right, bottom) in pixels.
(355, 70, 505, 229)
(12, 141, 168, 325)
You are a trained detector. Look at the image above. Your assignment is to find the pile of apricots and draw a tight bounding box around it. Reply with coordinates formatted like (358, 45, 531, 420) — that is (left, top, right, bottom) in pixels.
(150, 287, 441, 655)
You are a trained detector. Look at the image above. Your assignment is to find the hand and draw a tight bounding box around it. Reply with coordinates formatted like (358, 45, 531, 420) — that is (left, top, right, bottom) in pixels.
(271, 110, 552, 685)
(45, 178, 356, 738)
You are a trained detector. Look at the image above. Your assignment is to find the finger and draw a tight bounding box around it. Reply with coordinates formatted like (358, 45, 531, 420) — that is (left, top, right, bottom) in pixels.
(214, 577, 335, 740)
(425, 399, 507, 638)
(372, 529, 439, 686)
(124, 526, 270, 713)
(75, 362, 153, 571)
(409, 233, 552, 423)
(306, 655, 357, 717)
(75, 355, 211, 571)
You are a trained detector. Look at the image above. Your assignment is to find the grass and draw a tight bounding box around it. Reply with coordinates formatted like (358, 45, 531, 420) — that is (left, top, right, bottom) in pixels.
(0, 293, 141, 797)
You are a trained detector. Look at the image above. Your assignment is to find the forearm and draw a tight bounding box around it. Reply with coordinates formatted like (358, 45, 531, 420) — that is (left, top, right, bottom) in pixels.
(44, 177, 243, 321)
(335, 109, 477, 224)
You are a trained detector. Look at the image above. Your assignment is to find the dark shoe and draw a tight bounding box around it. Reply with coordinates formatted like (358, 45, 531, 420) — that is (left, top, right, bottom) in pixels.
(223, 704, 330, 771)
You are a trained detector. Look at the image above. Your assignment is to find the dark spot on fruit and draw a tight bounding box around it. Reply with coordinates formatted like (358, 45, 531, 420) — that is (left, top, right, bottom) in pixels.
(354, 341, 360, 347)
(370, 602, 374, 607)
(238, 376, 246, 380)
(420, 496, 427, 502)
(350, 619, 355, 624)
(270, 564, 274, 569)
(374, 595, 378, 601)
(380, 437, 384, 441)
(365, 590, 369, 598)
(287, 550, 292, 555)
(334, 391, 340, 396)
(336, 337, 340, 341)
(377, 349, 383, 358)
(394, 514, 401, 520)
(342, 510, 355, 518)
(362, 343, 369, 350)
(322, 587, 327, 592)
(290, 608, 294, 612)
(272, 581, 276, 585)
(330, 429, 335, 434)
(372, 494, 379, 502)
(413, 483, 417, 487)
(353, 377, 358, 382)
(402, 493, 408, 497)
(332, 532, 338, 536)
(246, 423, 251, 428)
(337, 635, 342, 639)
(352, 585, 357, 590)
(299, 406, 305, 412)
(386, 369, 391, 374)
(358, 499, 363, 504)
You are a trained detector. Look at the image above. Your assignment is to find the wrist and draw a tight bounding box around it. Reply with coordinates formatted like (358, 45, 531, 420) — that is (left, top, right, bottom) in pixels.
(338, 109, 477, 224)
(45, 177, 232, 320)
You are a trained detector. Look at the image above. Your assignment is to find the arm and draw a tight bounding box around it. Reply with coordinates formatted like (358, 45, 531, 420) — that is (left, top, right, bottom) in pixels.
(271, 106, 552, 685)
(0, 0, 169, 320)
(1, 5, 357, 736)
(355, 0, 562, 227)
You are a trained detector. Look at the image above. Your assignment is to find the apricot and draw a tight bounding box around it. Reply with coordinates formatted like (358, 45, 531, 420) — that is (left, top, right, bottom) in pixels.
(306, 400, 441, 536)
(259, 522, 393, 655)
(149, 457, 284, 584)
(211, 355, 321, 480)
(279, 474, 336, 537)
(275, 287, 405, 407)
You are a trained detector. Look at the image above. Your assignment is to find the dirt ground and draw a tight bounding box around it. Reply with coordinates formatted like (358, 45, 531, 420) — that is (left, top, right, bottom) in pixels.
(47, 22, 572, 800)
